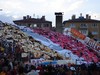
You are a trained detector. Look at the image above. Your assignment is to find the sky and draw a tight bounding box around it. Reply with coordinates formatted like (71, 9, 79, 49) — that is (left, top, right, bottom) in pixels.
(0, 0, 100, 26)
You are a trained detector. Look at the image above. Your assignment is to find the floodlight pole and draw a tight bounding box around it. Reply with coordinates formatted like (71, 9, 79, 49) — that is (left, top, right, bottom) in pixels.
(0, 9, 2, 11)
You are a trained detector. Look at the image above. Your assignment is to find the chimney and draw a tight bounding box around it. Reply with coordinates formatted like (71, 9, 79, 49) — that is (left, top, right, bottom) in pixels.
(89, 16, 91, 19)
(41, 16, 45, 21)
(33, 14, 35, 18)
(23, 16, 26, 20)
(29, 16, 31, 19)
(27, 15, 30, 19)
(80, 13, 82, 17)
(72, 15, 76, 20)
(55, 12, 63, 33)
(86, 14, 89, 19)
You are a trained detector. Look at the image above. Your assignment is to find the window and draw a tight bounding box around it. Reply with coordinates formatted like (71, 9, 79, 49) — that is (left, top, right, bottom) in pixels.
(70, 24, 75, 28)
(34, 24, 37, 27)
(92, 24, 97, 28)
(80, 30, 88, 35)
(44, 24, 49, 27)
(80, 24, 88, 28)
(92, 31, 98, 35)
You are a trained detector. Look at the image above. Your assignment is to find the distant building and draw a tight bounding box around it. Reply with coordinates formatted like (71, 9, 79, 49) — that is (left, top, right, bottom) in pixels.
(13, 15, 52, 29)
(63, 13, 100, 41)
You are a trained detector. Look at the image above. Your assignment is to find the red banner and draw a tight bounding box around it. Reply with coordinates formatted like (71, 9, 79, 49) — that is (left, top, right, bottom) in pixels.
(70, 28, 100, 55)
(71, 28, 86, 40)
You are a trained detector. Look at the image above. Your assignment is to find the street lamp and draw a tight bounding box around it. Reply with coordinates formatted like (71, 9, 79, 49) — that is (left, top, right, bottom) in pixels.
(0, 9, 3, 16)
(0, 9, 2, 11)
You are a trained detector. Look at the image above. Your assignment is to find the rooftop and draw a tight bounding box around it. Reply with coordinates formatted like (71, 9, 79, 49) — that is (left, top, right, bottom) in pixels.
(13, 15, 52, 24)
(63, 14, 100, 24)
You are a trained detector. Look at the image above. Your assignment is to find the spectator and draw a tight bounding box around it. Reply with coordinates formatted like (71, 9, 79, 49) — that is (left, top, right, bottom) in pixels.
(27, 65, 39, 75)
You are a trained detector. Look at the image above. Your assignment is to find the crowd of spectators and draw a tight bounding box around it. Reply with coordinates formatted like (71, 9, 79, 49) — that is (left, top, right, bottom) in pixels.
(0, 55, 100, 75)
(33, 28, 99, 63)
(0, 22, 100, 75)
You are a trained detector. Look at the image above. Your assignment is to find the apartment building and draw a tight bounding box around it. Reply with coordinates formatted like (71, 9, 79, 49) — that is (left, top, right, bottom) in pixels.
(63, 14, 100, 41)
(13, 15, 52, 29)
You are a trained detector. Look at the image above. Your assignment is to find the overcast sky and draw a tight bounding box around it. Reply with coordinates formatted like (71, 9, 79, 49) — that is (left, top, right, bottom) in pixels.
(0, 0, 100, 26)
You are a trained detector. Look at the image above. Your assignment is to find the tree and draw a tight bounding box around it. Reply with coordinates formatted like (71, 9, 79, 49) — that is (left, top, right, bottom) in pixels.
(87, 31, 94, 38)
